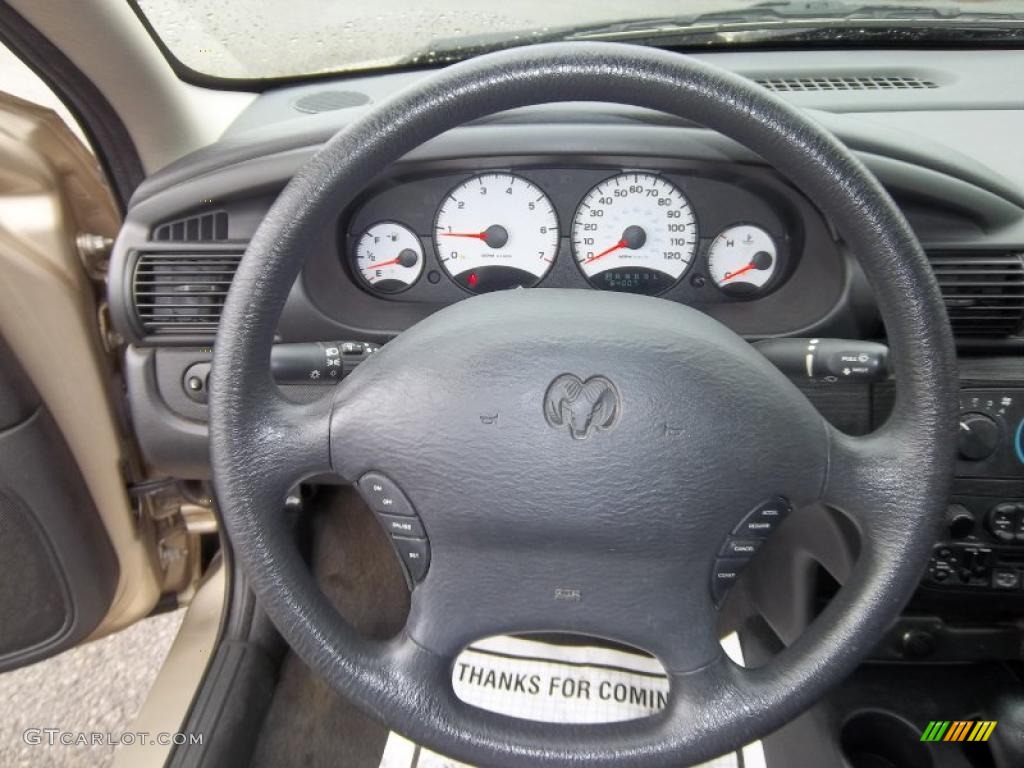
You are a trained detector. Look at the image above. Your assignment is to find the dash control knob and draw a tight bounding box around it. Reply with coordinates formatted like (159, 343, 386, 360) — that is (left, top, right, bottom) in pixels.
(957, 412, 1001, 462)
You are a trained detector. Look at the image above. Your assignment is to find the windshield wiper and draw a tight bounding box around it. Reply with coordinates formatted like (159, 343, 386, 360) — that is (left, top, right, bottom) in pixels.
(406, 2, 1024, 68)
(562, 2, 1024, 45)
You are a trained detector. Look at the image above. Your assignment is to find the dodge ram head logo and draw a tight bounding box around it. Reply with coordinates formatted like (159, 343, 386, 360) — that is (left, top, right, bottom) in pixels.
(543, 374, 620, 440)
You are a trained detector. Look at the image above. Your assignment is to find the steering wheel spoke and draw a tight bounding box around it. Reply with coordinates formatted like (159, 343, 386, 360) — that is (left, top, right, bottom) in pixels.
(211, 378, 335, 514)
(821, 423, 922, 535)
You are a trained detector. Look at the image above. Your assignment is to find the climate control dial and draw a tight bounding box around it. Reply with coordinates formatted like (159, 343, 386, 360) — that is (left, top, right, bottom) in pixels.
(957, 412, 1001, 462)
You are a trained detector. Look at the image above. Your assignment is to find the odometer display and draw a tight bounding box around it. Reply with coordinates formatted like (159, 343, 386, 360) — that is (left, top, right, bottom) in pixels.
(572, 173, 697, 295)
(434, 173, 559, 293)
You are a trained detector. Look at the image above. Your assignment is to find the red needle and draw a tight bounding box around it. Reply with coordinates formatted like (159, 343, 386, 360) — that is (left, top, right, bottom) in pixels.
(585, 239, 627, 265)
(724, 262, 756, 281)
(366, 257, 401, 270)
(441, 231, 488, 240)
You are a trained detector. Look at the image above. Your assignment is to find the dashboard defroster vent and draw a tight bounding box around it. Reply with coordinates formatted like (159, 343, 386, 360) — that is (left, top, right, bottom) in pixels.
(132, 248, 244, 335)
(293, 90, 370, 113)
(152, 210, 229, 242)
(756, 75, 938, 92)
(928, 251, 1024, 337)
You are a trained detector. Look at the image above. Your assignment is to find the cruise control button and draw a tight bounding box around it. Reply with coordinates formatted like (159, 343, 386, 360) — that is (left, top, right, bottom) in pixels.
(711, 558, 748, 603)
(733, 497, 792, 538)
(378, 513, 425, 538)
(393, 536, 430, 582)
(720, 538, 763, 558)
(358, 472, 416, 517)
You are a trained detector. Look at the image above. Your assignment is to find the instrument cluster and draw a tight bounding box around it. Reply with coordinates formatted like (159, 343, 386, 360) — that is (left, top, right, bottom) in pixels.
(344, 166, 793, 303)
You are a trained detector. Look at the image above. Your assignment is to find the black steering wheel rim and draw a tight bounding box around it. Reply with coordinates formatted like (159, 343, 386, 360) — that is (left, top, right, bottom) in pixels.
(210, 42, 957, 767)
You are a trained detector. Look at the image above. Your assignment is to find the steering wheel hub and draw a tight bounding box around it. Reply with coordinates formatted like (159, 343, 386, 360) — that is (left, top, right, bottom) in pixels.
(331, 289, 827, 670)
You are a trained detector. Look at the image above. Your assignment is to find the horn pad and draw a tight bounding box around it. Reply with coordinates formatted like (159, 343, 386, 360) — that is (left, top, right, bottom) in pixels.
(543, 374, 620, 440)
(330, 290, 826, 593)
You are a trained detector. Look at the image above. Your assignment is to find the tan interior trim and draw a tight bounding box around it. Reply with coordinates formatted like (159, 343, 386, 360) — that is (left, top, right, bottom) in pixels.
(8, 0, 254, 173)
(113, 559, 226, 768)
(0, 93, 162, 634)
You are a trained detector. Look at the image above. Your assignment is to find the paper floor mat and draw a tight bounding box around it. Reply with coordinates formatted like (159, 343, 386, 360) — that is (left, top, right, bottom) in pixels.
(380, 633, 765, 768)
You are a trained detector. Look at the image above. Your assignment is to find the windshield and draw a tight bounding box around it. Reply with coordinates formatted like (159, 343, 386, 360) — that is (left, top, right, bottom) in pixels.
(134, 1, 1024, 82)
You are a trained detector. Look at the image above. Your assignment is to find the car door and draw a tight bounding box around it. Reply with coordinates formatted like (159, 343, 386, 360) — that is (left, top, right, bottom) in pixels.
(0, 88, 164, 672)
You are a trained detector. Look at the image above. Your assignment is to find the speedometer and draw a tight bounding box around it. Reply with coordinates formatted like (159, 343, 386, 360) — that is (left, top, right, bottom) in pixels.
(571, 172, 697, 295)
(434, 173, 559, 293)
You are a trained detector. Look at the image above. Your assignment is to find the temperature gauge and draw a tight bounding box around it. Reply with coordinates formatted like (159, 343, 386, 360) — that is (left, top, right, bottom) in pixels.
(707, 224, 778, 297)
(353, 221, 424, 294)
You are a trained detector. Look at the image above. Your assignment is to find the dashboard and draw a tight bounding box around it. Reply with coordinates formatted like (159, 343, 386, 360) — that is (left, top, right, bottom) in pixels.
(107, 49, 1024, 490)
(94, 46, 1024, 682)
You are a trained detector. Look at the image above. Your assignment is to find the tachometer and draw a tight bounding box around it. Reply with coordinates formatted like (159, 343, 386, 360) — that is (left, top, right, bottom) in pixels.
(572, 172, 697, 295)
(353, 221, 424, 294)
(434, 173, 559, 293)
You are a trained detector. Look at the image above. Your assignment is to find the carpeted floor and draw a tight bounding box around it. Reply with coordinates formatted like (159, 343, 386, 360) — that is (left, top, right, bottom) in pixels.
(249, 488, 409, 768)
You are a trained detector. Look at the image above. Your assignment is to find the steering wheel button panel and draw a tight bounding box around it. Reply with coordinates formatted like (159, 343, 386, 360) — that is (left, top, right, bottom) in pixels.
(393, 536, 431, 582)
(357, 472, 416, 516)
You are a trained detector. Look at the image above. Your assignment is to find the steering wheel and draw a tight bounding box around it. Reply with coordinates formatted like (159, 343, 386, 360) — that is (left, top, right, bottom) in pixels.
(210, 43, 956, 767)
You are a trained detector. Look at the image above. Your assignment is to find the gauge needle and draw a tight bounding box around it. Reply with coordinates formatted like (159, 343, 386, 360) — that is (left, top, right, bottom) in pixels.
(365, 249, 419, 271)
(723, 263, 757, 281)
(585, 239, 627, 265)
(724, 250, 774, 281)
(441, 225, 509, 249)
(584, 227, 647, 265)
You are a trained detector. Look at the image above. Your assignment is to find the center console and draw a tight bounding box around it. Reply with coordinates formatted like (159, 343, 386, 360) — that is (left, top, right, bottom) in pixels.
(925, 382, 1024, 595)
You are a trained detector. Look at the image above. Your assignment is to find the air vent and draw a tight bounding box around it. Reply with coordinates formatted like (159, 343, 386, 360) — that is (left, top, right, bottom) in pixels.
(152, 210, 229, 242)
(756, 75, 938, 92)
(928, 251, 1024, 337)
(292, 90, 370, 114)
(132, 249, 244, 335)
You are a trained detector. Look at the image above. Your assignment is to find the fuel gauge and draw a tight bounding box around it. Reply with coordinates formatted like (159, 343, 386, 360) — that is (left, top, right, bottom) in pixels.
(353, 221, 424, 294)
(707, 224, 778, 297)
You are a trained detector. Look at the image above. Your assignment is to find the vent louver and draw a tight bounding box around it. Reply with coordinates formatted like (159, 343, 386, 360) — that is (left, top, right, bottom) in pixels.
(132, 248, 244, 335)
(928, 251, 1024, 337)
(152, 210, 229, 242)
(756, 75, 938, 92)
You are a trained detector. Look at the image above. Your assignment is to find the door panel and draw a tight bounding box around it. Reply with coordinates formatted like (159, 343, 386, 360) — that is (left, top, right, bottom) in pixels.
(0, 90, 161, 665)
(0, 337, 119, 670)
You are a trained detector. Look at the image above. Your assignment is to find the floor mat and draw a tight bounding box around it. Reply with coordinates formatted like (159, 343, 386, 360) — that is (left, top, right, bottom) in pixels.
(250, 491, 408, 768)
(379, 633, 766, 768)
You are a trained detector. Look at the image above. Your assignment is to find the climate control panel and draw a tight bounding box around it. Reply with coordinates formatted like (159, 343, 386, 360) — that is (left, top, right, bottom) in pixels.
(956, 388, 1024, 479)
